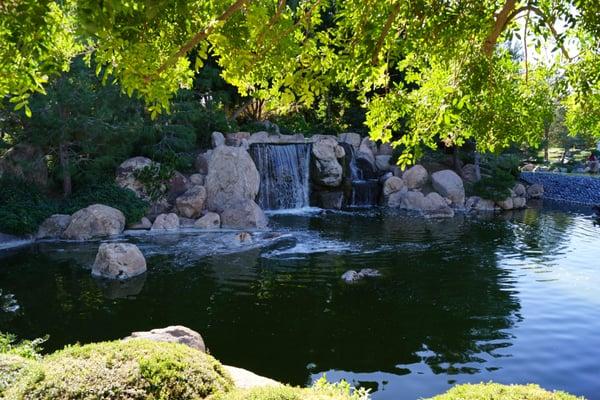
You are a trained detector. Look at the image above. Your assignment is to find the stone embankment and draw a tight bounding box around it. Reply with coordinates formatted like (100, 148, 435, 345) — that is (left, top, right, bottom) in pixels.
(521, 172, 600, 206)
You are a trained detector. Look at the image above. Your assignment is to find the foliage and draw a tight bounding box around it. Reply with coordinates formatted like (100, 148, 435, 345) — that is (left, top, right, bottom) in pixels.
(0, 332, 46, 360)
(133, 164, 175, 203)
(62, 183, 148, 224)
(0, 354, 36, 397)
(426, 382, 582, 400)
(5, 339, 233, 400)
(470, 154, 520, 201)
(212, 377, 370, 400)
(0, 177, 59, 235)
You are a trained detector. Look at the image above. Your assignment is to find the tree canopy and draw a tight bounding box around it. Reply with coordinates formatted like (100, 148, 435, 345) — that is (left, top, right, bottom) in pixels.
(2, 0, 600, 165)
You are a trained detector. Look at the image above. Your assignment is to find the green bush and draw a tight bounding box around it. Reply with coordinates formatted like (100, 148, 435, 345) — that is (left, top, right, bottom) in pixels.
(469, 153, 520, 202)
(0, 332, 46, 359)
(426, 383, 582, 400)
(0, 177, 59, 235)
(62, 184, 149, 224)
(0, 354, 36, 396)
(6, 339, 233, 400)
(212, 377, 369, 400)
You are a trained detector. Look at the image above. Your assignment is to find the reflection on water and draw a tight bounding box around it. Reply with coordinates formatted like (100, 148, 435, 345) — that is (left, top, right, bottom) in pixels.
(1, 207, 600, 399)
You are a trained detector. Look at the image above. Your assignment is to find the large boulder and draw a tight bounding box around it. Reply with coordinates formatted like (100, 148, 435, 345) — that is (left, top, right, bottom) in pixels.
(392, 190, 454, 217)
(337, 132, 361, 150)
(225, 132, 251, 147)
(92, 243, 146, 280)
(151, 213, 179, 230)
(311, 137, 345, 187)
(62, 205, 125, 240)
(513, 183, 526, 197)
(402, 165, 429, 189)
(115, 157, 154, 199)
(126, 326, 206, 353)
(431, 169, 465, 206)
(512, 196, 527, 209)
(383, 176, 404, 197)
(0, 143, 48, 186)
(175, 186, 207, 218)
(205, 146, 260, 213)
(212, 131, 225, 148)
(220, 200, 268, 229)
(527, 184, 544, 199)
(37, 214, 71, 239)
(375, 155, 392, 171)
(195, 212, 221, 229)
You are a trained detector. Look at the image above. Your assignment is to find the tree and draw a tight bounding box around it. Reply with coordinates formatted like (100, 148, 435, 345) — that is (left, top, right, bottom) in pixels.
(2, 0, 600, 165)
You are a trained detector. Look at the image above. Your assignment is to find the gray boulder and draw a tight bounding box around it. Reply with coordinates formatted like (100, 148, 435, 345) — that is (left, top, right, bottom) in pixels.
(375, 155, 392, 171)
(151, 213, 180, 230)
(205, 146, 260, 212)
(512, 196, 527, 209)
(92, 243, 146, 280)
(220, 200, 268, 229)
(212, 131, 226, 148)
(62, 205, 125, 240)
(195, 212, 221, 229)
(402, 165, 429, 189)
(431, 169, 465, 206)
(337, 132, 361, 150)
(37, 214, 71, 239)
(527, 184, 544, 199)
(377, 142, 394, 156)
(189, 173, 205, 186)
(383, 176, 404, 197)
(194, 152, 211, 175)
(175, 185, 207, 218)
(392, 190, 454, 217)
(312, 137, 344, 187)
(126, 326, 206, 353)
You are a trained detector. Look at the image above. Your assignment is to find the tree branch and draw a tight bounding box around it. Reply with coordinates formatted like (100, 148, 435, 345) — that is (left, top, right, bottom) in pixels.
(256, 0, 287, 45)
(482, 0, 517, 57)
(527, 5, 571, 60)
(372, 3, 401, 65)
(152, 0, 250, 78)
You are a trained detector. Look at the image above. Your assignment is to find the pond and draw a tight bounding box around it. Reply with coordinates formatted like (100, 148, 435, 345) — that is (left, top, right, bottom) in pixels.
(1, 205, 600, 399)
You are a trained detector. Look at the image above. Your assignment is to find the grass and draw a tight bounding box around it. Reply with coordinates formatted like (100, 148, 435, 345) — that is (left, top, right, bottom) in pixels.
(427, 383, 584, 400)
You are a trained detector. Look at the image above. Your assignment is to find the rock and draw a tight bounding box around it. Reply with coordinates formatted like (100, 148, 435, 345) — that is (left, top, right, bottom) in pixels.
(341, 270, 361, 283)
(246, 131, 289, 144)
(377, 142, 394, 156)
(62, 205, 125, 240)
(497, 197, 514, 210)
(145, 199, 172, 222)
(431, 169, 465, 206)
(37, 214, 71, 239)
(513, 183, 526, 197)
(175, 186, 207, 218)
(387, 186, 408, 207)
(383, 176, 404, 197)
(220, 200, 268, 229)
(92, 243, 146, 280)
(462, 164, 479, 184)
(151, 213, 179, 230)
(521, 163, 536, 172)
(225, 132, 251, 147)
(126, 326, 206, 353)
(223, 366, 281, 389)
(375, 155, 392, 171)
(512, 196, 527, 209)
(179, 217, 196, 228)
(195, 212, 221, 229)
(357, 137, 376, 166)
(115, 157, 154, 199)
(527, 183, 544, 199)
(205, 146, 260, 212)
(465, 196, 496, 212)
(317, 191, 344, 209)
(337, 132, 361, 150)
(402, 165, 429, 189)
(423, 192, 455, 217)
(127, 217, 152, 230)
(234, 231, 253, 244)
(0, 143, 48, 186)
(194, 152, 211, 175)
(165, 171, 189, 203)
(312, 137, 345, 187)
(212, 131, 225, 148)
(359, 268, 381, 277)
(392, 190, 454, 217)
(189, 173, 205, 186)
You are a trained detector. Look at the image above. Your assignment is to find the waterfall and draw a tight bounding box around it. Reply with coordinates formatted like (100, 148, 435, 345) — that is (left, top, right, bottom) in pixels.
(340, 143, 381, 206)
(249, 143, 312, 210)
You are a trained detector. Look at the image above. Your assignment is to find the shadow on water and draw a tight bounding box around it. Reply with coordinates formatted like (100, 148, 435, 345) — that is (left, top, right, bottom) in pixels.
(1, 206, 599, 399)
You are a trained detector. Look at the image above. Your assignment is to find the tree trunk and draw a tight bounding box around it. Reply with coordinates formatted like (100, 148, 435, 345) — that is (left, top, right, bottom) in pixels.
(474, 150, 481, 181)
(59, 142, 72, 197)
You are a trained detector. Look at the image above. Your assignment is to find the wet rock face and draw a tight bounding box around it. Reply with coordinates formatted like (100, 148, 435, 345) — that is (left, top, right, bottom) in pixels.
(205, 146, 260, 213)
(62, 205, 125, 240)
(92, 243, 146, 280)
(126, 325, 206, 353)
(37, 214, 71, 239)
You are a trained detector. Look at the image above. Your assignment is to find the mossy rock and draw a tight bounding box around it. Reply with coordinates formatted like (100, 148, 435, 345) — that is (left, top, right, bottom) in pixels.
(211, 379, 368, 400)
(0, 353, 37, 396)
(427, 383, 584, 400)
(5, 339, 234, 399)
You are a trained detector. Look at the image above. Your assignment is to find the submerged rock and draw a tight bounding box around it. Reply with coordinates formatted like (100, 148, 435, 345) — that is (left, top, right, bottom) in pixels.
(37, 214, 71, 239)
(62, 205, 125, 240)
(341, 270, 361, 283)
(341, 268, 382, 283)
(126, 325, 206, 353)
(92, 243, 146, 280)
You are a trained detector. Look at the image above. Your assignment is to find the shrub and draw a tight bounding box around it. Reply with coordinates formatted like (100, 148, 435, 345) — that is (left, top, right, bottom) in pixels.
(427, 383, 582, 400)
(0, 177, 59, 235)
(0, 354, 36, 396)
(62, 183, 149, 224)
(212, 378, 370, 400)
(0, 332, 46, 359)
(469, 153, 520, 202)
(6, 339, 234, 400)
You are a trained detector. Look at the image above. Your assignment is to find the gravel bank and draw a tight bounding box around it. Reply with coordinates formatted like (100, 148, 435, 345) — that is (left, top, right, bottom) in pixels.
(521, 172, 600, 206)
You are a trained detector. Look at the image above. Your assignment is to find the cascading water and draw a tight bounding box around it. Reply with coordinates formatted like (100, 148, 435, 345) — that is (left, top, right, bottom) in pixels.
(249, 143, 312, 210)
(340, 143, 381, 206)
